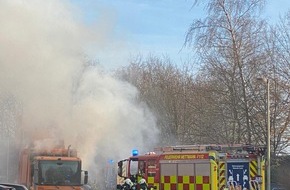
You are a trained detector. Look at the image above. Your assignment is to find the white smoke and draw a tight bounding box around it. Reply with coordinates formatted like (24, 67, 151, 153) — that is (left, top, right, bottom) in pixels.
(0, 0, 159, 185)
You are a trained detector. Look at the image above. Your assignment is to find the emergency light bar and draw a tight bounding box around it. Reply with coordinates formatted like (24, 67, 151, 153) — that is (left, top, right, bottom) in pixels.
(132, 149, 139, 156)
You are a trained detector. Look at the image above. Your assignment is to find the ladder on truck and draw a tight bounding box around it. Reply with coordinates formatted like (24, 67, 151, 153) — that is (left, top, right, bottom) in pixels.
(154, 144, 264, 153)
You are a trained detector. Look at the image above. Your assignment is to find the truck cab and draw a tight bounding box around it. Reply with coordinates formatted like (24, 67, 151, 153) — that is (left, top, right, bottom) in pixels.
(18, 148, 88, 190)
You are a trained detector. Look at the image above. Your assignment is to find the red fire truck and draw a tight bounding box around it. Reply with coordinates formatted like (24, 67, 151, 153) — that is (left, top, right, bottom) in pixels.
(117, 144, 265, 190)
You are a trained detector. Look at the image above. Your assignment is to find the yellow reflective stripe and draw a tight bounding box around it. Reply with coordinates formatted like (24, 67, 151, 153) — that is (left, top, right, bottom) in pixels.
(203, 184, 210, 190)
(161, 175, 212, 189)
(147, 177, 154, 184)
(210, 159, 218, 190)
(164, 184, 171, 189)
(196, 176, 203, 184)
(177, 183, 196, 190)
(250, 160, 257, 179)
(170, 176, 177, 183)
(219, 161, 226, 190)
(183, 176, 189, 183)
(261, 160, 265, 190)
(189, 184, 195, 190)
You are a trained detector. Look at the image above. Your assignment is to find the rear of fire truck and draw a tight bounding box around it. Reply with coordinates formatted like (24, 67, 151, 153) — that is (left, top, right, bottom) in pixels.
(18, 146, 89, 190)
(117, 144, 265, 190)
(217, 144, 265, 190)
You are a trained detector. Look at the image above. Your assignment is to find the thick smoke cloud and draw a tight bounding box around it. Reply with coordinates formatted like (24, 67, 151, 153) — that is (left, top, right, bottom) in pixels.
(0, 0, 159, 184)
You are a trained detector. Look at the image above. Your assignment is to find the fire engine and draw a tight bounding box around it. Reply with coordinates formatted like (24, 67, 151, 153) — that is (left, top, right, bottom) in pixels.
(117, 144, 266, 190)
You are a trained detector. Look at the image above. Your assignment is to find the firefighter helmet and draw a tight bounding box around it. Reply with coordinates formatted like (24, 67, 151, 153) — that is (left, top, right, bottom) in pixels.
(139, 178, 146, 184)
(124, 178, 133, 186)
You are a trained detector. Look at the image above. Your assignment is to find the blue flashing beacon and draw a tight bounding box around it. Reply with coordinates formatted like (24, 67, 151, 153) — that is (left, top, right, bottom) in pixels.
(132, 149, 139, 156)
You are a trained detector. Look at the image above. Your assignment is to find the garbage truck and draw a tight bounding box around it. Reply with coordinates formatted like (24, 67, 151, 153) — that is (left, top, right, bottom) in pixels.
(18, 144, 89, 190)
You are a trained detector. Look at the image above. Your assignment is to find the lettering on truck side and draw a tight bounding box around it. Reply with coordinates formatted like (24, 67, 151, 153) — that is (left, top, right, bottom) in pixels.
(162, 153, 209, 160)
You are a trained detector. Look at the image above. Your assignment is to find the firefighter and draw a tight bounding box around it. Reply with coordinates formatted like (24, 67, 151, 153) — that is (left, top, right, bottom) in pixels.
(122, 178, 134, 190)
(139, 178, 147, 190)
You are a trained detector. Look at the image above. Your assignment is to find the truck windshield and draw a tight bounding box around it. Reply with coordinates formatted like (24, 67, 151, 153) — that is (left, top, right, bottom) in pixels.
(38, 160, 81, 186)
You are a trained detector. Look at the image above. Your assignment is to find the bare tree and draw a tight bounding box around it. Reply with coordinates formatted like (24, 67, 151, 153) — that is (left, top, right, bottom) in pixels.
(263, 11, 290, 155)
(185, 0, 269, 144)
(116, 55, 200, 145)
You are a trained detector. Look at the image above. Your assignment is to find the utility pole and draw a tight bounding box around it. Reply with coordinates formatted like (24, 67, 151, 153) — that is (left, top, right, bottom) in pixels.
(257, 77, 270, 190)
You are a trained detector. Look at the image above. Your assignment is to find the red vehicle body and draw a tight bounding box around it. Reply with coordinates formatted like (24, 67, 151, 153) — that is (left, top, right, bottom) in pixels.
(117, 144, 266, 190)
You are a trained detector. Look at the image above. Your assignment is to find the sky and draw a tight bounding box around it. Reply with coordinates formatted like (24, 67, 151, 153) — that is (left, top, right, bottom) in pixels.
(0, 0, 289, 184)
(71, 0, 290, 70)
(0, 0, 159, 183)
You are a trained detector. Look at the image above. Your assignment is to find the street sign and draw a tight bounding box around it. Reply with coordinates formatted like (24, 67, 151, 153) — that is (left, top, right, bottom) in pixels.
(227, 162, 249, 189)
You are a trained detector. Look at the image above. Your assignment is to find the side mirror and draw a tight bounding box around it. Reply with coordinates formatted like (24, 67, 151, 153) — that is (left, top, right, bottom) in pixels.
(84, 171, 88, 184)
(118, 161, 123, 167)
(117, 161, 124, 177)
